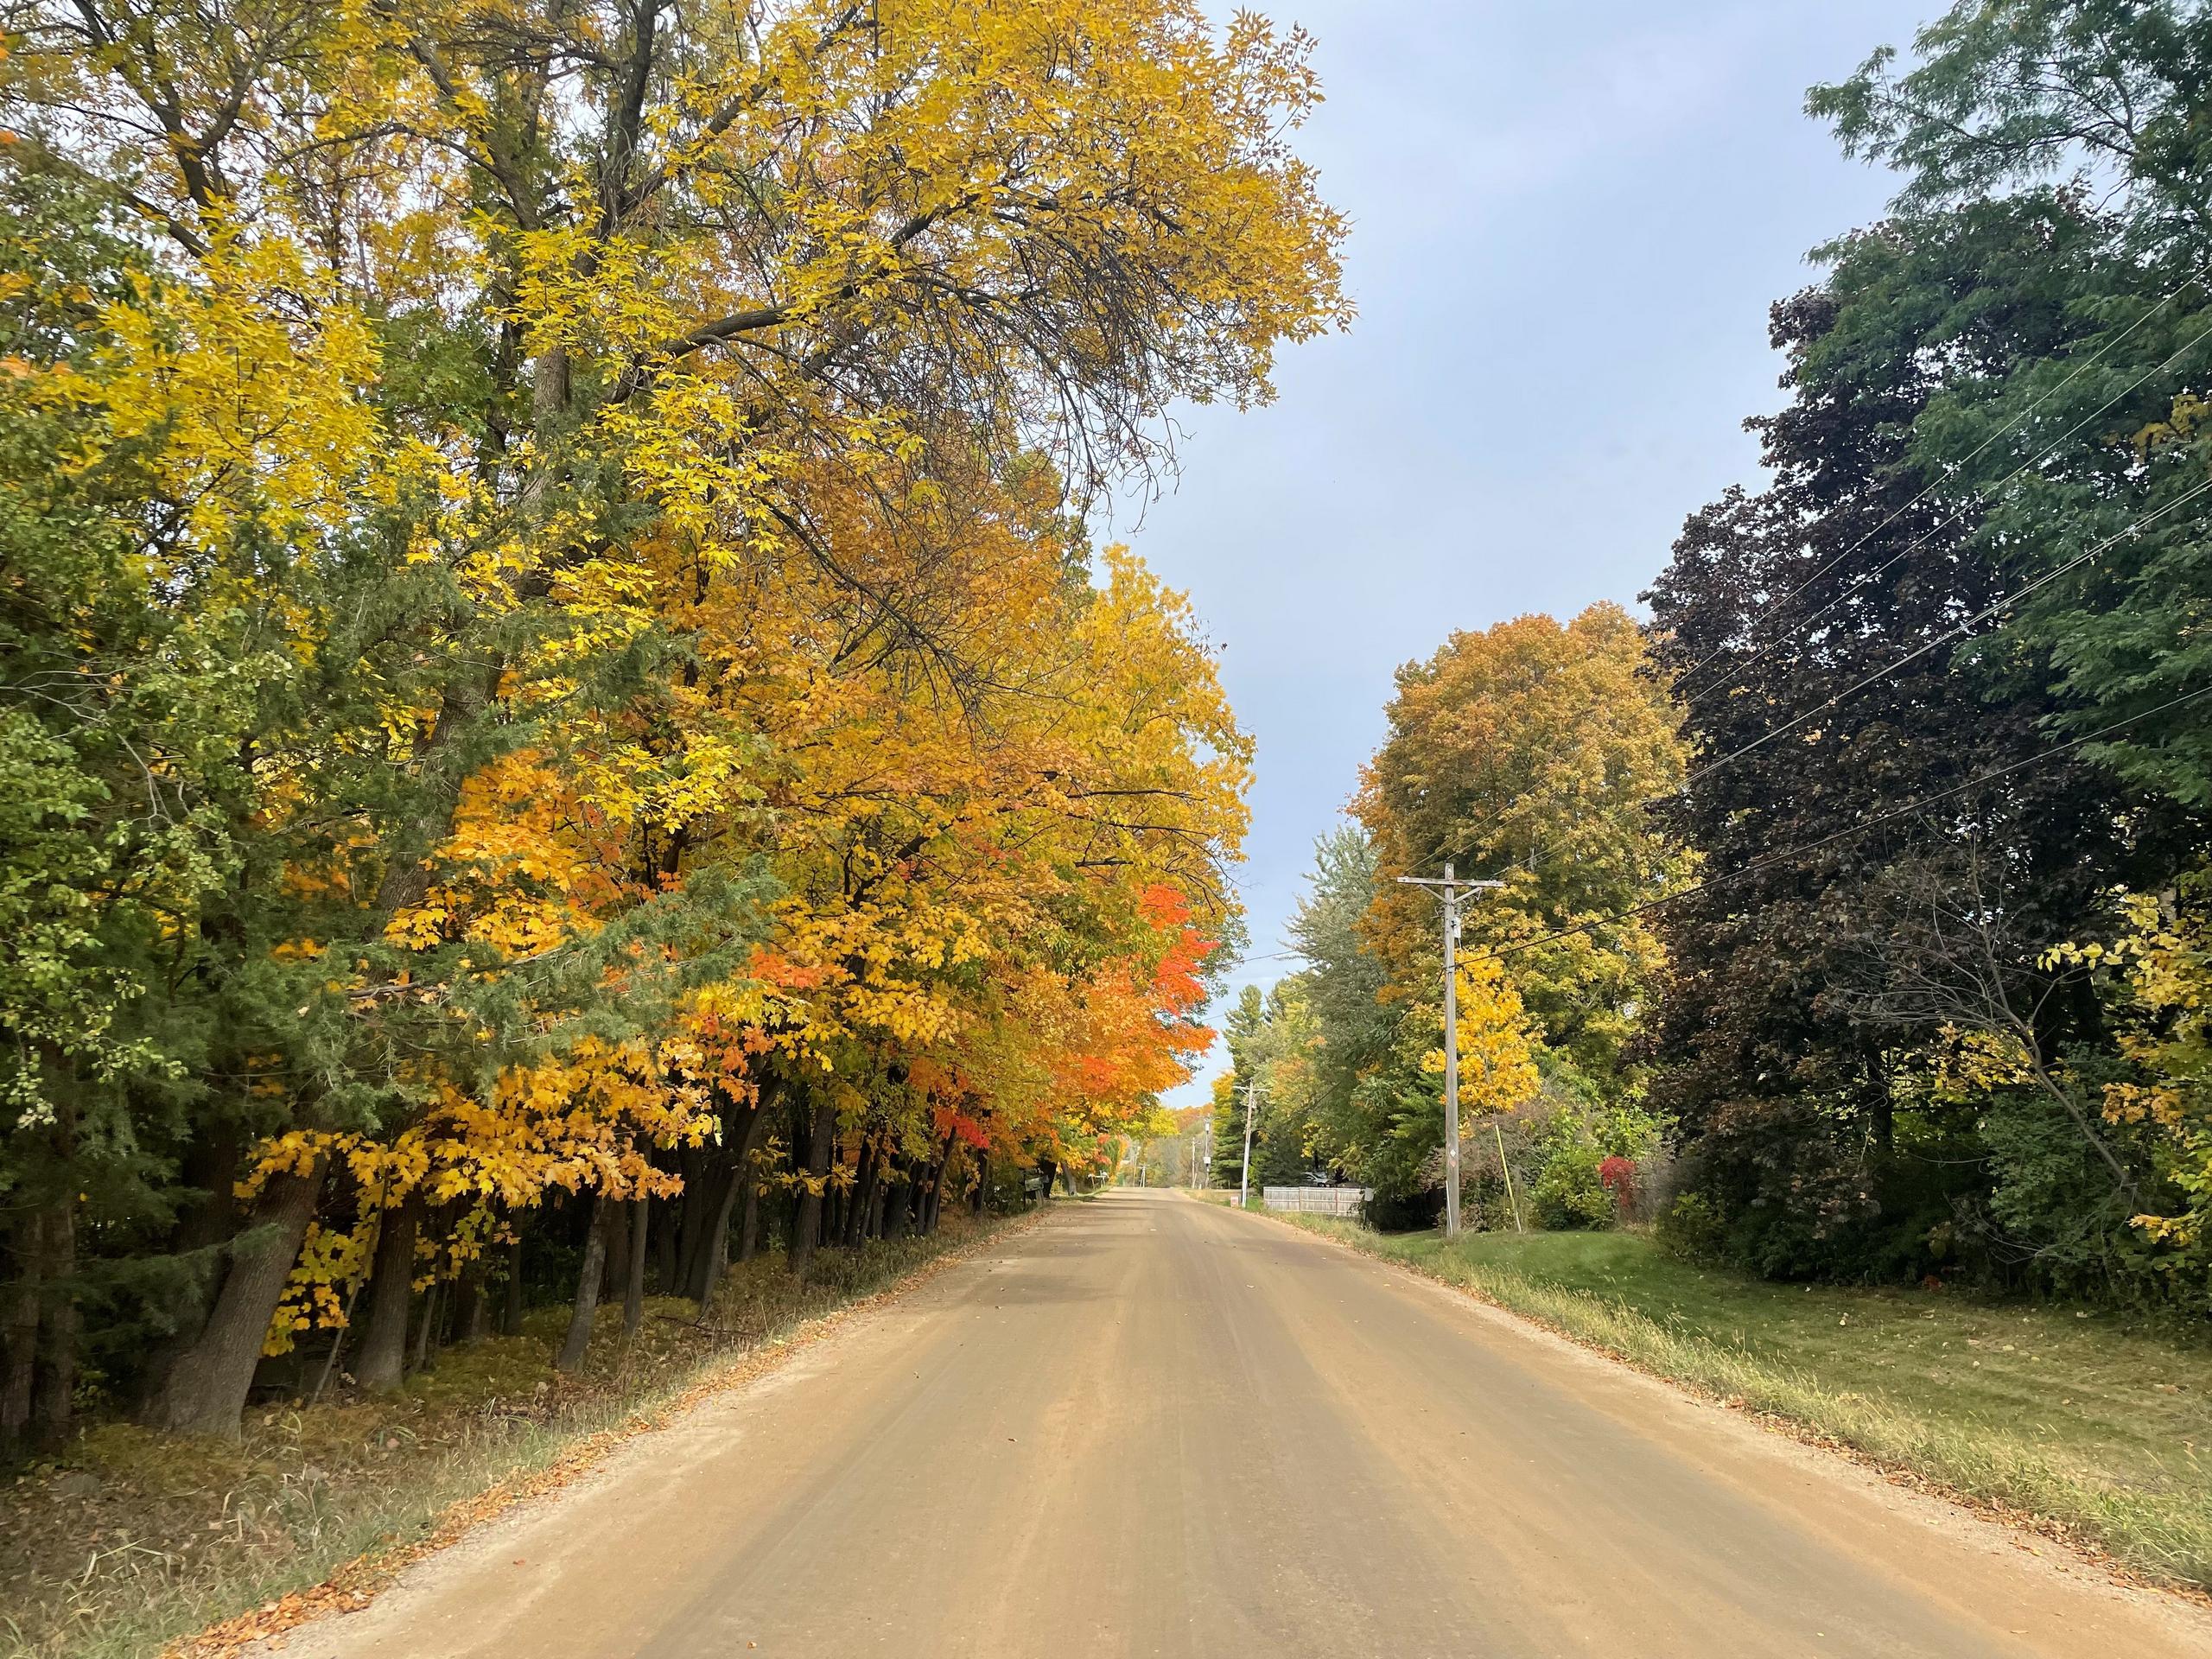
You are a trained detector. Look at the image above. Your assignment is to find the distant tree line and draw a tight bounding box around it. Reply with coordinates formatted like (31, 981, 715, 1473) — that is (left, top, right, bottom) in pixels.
(1229, 0, 2212, 1313)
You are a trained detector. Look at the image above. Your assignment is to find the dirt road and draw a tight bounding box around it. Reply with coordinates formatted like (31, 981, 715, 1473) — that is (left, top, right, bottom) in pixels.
(257, 1191, 2212, 1658)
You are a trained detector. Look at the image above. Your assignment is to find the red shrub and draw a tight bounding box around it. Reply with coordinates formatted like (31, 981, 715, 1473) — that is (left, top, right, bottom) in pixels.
(1597, 1155, 1637, 1216)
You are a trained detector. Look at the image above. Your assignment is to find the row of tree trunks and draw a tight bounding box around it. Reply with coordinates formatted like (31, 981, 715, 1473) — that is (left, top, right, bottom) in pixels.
(114, 1091, 975, 1436)
(354, 1190, 423, 1395)
(145, 1158, 327, 1438)
(555, 1194, 612, 1373)
(1, 1195, 76, 1457)
(788, 1097, 836, 1277)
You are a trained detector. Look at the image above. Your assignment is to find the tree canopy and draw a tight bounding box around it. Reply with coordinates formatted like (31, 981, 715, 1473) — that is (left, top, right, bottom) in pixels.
(0, 0, 1346, 1449)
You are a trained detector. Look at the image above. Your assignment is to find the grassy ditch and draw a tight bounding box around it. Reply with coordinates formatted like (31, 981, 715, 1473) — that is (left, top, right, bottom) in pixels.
(0, 1210, 1032, 1659)
(1270, 1217, 2212, 1592)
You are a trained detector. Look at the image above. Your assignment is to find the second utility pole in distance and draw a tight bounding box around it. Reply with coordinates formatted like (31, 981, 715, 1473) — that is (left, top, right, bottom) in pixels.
(1238, 1077, 1260, 1209)
(1396, 861, 1503, 1237)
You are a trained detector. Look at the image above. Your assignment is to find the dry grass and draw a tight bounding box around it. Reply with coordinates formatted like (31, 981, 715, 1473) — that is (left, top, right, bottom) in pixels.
(1270, 1217, 2212, 1593)
(0, 1212, 1029, 1659)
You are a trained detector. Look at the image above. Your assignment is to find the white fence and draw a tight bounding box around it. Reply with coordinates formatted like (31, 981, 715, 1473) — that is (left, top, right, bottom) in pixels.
(1259, 1185, 1370, 1217)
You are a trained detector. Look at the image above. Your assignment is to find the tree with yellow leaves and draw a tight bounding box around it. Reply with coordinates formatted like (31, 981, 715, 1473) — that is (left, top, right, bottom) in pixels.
(1424, 956, 1542, 1123)
(0, 0, 1340, 1445)
(1359, 605, 1688, 1092)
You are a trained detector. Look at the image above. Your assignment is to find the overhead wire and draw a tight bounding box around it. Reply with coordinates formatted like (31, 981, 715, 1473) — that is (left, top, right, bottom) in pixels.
(1675, 472, 2212, 791)
(1681, 315, 2212, 711)
(1408, 473, 2212, 880)
(1386, 288, 2212, 952)
(1669, 277, 2200, 701)
(1460, 680, 2212, 968)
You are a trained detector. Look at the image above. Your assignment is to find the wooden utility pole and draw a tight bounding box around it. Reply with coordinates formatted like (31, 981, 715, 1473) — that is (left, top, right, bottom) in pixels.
(1396, 862, 1503, 1238)
(1238, 1079, 1259, 1210)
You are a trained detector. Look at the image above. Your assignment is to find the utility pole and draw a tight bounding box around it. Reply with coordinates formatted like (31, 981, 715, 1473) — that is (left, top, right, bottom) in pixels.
(1396, 861, 1503, 1238)
(1238, 1078, 1260, 1210)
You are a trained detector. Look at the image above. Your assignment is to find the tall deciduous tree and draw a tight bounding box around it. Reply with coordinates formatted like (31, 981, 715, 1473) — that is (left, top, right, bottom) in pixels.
(1358, 604, 1687, 1093)
(0, 0, 1342, 1442)
(1642, 0, 2212, 1291)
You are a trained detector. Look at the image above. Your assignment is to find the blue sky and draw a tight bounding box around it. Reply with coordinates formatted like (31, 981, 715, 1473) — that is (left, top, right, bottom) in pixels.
(1133, 2, 1939, 1106)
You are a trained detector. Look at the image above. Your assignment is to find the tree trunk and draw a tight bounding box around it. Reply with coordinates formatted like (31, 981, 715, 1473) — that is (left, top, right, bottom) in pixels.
(883, 1166, 912, 1242)
(556, 1194, 611, 1374)
(789, 1099, 836, 1277)
(843, 1135, 878, 1248)
(408, 1275, 442, 1376)
(922, 1129, 957, 1234)
(681, 1154, 733, 1303)
(451, 1257, 485, 1344)
(136, 1125, 242, 1408)
(2, 1210, 44, 1453)
(622, 1198, 648, 1338)
(739, 1159, 765, 1265)
(737, 1176, 761, 1264)
(972, 1150, 988, 1215)
(673, 1142, 713, 1297)
(651, 1173, 680, 1291)
(308, 1281, 360, 1407)
(499, 1232, 525, 1335)
(33, 1200, 77, 1442)
(354, 1192, 423, 1395)
(605, 1191, 632, 1305)
(146, 1160, 325, 1438)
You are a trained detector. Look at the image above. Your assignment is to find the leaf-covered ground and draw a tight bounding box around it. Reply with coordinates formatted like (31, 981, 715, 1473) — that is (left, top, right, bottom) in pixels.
(0, 1215, 1020, 1659)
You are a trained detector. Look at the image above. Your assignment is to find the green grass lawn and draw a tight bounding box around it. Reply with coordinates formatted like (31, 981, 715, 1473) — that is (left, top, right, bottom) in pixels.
(1275, 1217, 2212, 1592)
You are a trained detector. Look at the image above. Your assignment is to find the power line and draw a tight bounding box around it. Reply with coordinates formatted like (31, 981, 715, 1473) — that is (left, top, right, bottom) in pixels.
(1676, 473, 2212, 792)
(1462, 680, 2212, 968)
(1682, 317, 2212, 711)
(1402, 283, 2208, 884)
(1670, 279, 2201, 700)
(1411, 469, 2209, 879)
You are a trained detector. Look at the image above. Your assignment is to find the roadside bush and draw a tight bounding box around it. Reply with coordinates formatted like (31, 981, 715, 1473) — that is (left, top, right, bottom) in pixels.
(1533, 1141, 1613, 1230)
(1598, 1155, 1637, 1218)
(1979, 1081, 2174, 1306)
(1590, 1101, 1665, 1160)
(1656, 1192, 1726, 1262)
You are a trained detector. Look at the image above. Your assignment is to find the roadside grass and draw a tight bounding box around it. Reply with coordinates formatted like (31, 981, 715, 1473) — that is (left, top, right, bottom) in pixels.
(0, 1211, 1028, 1659)
(1271, 1216, 2212, 1592)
